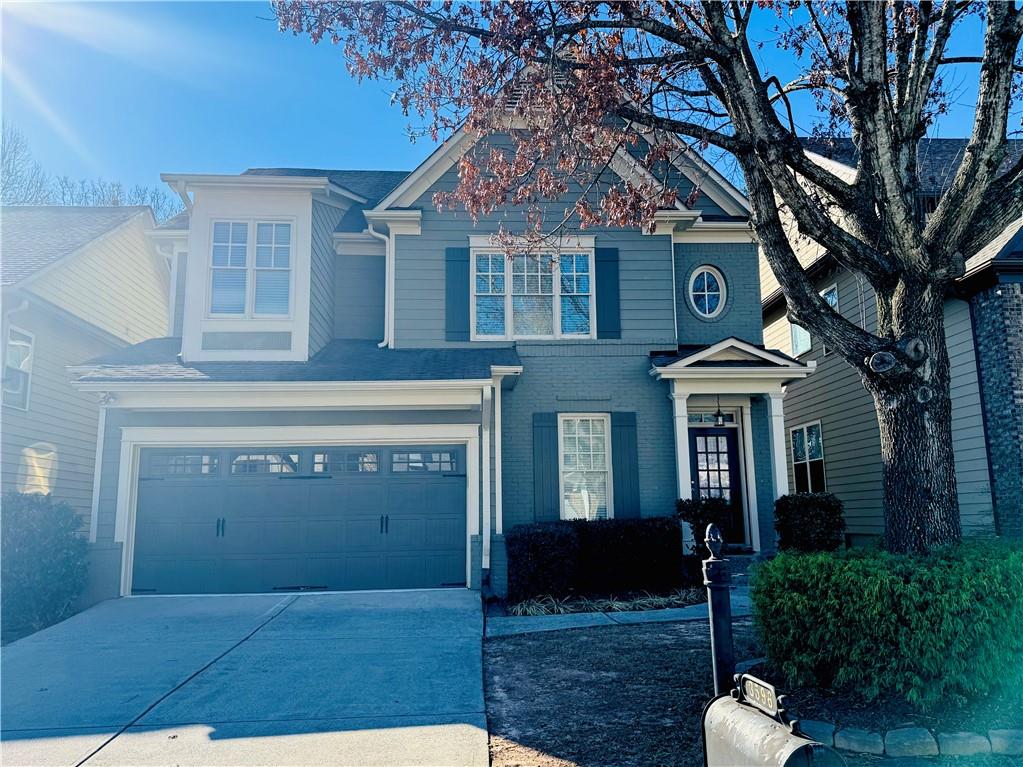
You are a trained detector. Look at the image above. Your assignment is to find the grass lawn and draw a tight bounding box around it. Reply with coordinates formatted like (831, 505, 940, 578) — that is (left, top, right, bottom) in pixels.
(484, 618, 1019, 767)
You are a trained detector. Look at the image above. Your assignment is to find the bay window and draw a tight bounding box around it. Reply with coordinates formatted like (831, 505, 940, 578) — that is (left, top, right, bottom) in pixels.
(473, 250, 594, 340)
(210, 220, 292, 317)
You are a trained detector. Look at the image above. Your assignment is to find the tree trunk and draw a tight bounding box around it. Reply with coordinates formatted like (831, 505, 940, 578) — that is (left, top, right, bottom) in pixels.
(863, 296, 962, 553)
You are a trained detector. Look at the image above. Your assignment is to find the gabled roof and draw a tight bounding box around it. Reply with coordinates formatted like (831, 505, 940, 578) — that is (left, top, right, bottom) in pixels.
(243, 168, 410, 207)
(1, 205, 151, 287)
(650, 337, 805, 371)
(72, 337, 521, 384)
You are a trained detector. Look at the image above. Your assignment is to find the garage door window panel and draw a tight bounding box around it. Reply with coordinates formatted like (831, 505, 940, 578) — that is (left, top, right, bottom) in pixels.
(230, 452, 300, 474)
(391, 451, 457, 473)
(149, 452, 221, 477)
(313, 450, 379, 473)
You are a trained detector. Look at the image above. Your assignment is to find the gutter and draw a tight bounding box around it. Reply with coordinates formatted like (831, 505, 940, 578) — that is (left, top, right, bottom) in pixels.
(365, 221, 393, 348)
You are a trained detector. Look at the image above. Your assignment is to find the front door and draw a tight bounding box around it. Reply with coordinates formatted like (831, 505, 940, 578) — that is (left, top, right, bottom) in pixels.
(688, 428, 745, 544)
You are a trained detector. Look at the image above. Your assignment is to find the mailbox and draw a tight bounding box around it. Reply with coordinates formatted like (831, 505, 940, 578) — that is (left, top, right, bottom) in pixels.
(703, 674, 846, 766)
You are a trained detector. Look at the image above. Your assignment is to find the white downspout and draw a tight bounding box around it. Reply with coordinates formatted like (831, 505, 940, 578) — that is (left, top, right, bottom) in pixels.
(366, 222, 392, 348)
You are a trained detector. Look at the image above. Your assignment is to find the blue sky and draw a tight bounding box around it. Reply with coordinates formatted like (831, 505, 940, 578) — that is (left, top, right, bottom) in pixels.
(1, 2, 987, 192)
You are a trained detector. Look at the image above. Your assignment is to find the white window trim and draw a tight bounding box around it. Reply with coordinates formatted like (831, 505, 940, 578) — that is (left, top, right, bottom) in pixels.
(688, 265, 727, 319)
(820, 284, 838, 356)
(790, 419, 827, 493)
(207, 217, 296, 320)
(3, 325, 34, 411)
(469, 248, 598, 341)
(557, 413, 614, 521)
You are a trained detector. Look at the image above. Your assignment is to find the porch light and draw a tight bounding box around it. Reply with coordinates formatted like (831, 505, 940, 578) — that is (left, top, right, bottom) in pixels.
(714, 396, 726, 427)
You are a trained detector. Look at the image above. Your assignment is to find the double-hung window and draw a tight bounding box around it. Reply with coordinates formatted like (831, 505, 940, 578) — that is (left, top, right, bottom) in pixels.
(790, 285, 838, 357)
(210, 221, 292, 316)
(558, 414, 613, 521)
(2, 327, 33, 410)
(473, 250, 594, 339)
(791, 421, 826, 493)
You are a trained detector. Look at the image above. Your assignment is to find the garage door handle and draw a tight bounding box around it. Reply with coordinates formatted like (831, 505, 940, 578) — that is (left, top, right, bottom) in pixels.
(215, 517, 222, 537)
(385, 514, 389, 533)
(380, 515, 384, 534)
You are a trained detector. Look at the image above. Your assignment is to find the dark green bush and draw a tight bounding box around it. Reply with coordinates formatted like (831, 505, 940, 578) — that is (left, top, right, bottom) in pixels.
(505, 516, 695, 602)
(505, 521, 580, 604)
(774, 493, 845, 552)
(751, 541, 1023, 710)
(675, 496, 731, 553)
(2, 492, 89, 634)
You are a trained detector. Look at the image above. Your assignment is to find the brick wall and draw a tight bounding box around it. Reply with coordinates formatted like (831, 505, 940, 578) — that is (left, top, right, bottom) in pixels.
(971, 279, 1023, 537)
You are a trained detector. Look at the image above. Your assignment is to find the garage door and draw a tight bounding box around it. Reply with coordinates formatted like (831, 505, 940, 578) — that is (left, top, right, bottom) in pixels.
(131, 445, 467, 594)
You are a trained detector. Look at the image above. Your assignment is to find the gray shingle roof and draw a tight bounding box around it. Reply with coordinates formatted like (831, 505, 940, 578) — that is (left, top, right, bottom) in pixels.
(801, 137, 1023, 194)
(74, 338, 520, 384)
(157, 210, 190, 230)
(242, 168, 410, 206)
(1, 206, 150, 287)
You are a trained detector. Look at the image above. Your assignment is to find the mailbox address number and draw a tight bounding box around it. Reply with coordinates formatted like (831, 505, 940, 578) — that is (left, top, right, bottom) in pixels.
(739, 674, 779, 717)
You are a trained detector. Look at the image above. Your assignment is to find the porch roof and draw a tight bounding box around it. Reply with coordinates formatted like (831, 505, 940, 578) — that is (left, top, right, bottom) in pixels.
(649, 337, 815, 389)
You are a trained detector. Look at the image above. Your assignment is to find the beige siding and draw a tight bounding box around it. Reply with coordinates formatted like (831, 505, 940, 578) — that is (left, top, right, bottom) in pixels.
(28, 213, 169, 344)
(1, 304, 119, 534)
(767, 267, 994, 538)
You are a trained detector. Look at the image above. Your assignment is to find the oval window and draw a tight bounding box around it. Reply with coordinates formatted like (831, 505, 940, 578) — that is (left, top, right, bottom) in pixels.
(689, 266, 726, 318)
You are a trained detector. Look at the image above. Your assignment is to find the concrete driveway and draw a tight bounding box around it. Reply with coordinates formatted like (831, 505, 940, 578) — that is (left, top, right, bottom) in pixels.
(1, 590, 486, 766)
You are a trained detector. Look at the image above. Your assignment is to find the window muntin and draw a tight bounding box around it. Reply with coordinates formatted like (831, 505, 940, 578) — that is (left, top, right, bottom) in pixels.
(472, 251, 594, 339)
(791, 422, 826, 493)
(230, 452, 300, 474)
(209, 220, 292, 317)
(689, 266, 726, 319)
(558, 414, 612, 521)
(313, 450, 379, 474)
(2, 327, 33, 410)
(391, 451, 457, 473)
(150, 453, 220, 477)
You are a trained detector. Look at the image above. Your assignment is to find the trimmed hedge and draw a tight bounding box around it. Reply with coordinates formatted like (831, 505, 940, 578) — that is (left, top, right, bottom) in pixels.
(751, 541, 1023, 710)
(506, 517, 695, 603)
(773, 492, 845, 552)
(2, 492, 89, 635)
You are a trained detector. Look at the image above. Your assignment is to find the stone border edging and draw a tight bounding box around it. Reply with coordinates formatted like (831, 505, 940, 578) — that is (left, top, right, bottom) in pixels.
(799, 717, 1022, 759)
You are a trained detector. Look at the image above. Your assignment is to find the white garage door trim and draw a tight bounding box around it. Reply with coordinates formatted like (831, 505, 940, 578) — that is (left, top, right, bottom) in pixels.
(115, 424, 481, 596)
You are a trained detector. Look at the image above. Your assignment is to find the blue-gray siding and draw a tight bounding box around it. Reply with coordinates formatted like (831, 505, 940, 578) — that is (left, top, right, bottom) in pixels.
(334, 254, 385, 340)
(309, 201, 343, 355)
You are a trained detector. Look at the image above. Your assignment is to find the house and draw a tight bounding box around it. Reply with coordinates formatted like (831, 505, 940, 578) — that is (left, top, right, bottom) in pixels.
(761, 139, 1023, 545)
(69, 133, 815, 600)
(1, 206, 171, 599)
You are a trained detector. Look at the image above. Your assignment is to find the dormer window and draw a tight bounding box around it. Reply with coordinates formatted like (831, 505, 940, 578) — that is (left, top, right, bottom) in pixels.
(209, 220, 292, 317)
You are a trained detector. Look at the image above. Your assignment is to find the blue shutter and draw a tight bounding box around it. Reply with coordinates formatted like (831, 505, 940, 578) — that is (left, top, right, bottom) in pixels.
(446, 247, 470, 341)
(533, 412, 560, 521)
(611, 412, 641, 518)
(595, 247, 621, 339)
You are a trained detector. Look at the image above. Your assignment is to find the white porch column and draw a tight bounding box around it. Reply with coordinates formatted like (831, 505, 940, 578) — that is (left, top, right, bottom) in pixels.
(671, 382, 692, 501)
(481, 386, 492, 568)
(493, 379, 503, 536)
(767, 391, 789, 498)
(740, 402, 762, 552)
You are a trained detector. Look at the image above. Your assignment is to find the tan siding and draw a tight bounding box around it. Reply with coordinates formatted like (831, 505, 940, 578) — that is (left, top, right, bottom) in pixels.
(1, 304, 120, 535)
(28, 213, 169, 343)
(772, 267, 994, 537)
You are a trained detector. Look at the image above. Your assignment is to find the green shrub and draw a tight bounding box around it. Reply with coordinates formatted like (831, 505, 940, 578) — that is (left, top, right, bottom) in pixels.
(505, 521, 580, 603)
(2, 492, 89, 635)
(751, 541, 1023, 710)
(675, 496, 732, 553)
(505, 517, 695, 603)
(774, 493, 845, 552)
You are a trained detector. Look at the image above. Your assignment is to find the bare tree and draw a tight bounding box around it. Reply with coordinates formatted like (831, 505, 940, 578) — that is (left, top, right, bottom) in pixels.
(276, 0, 1023, 553)
(2, 123, 52, 205)
(51, 176, 181, 222)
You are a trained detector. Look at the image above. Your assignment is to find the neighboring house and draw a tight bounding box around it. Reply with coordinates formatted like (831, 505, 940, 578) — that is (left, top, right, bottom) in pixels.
(70, 134, 815, 601)
(761, 139, 1023, 544)
(1, 206, 171, 598)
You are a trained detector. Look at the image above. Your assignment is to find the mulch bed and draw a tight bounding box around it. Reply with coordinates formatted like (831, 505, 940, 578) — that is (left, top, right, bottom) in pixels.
(744, 661, 1023, 735)
(484, 617, 760, 767)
